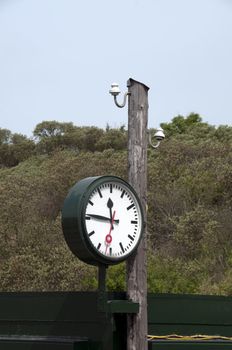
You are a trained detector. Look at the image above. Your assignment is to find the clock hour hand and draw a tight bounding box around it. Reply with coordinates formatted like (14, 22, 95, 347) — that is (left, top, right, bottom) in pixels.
(86, 214, 119, 224)
(107, 198, 114, 229)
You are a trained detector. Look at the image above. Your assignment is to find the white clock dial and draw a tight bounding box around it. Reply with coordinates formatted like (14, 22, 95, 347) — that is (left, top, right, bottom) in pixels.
(84, 181, 143, 261)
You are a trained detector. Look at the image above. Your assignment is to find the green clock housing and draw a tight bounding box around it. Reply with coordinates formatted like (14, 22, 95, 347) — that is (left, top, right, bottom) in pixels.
(62, 176, 144, 266)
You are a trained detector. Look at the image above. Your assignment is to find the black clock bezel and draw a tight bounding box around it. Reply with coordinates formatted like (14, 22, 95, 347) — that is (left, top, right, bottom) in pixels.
(62, 175, 144, 266)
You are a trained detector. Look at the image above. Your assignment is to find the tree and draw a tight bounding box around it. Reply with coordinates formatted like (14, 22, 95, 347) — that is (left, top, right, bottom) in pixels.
(33, 121, 76, 140)
(11, 133, 29, 144)
(1, 116, 232, 294)
(161, 113, 203, 136)
(96, 128, 127, 151)
(0, 131, 35, 167)
(0, 128, 11, 144)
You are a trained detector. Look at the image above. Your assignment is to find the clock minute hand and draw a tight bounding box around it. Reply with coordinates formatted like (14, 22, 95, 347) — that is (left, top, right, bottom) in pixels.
(86, 214, 119, 224)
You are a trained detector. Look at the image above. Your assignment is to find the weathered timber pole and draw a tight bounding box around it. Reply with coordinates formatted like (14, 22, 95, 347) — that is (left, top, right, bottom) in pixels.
(127, 78, 149, 350)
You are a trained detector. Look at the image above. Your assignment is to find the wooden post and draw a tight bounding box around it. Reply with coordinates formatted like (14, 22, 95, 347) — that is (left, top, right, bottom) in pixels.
(127, 78, 149, 350)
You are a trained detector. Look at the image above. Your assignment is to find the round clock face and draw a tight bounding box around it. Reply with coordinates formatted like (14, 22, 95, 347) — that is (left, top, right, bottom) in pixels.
(83, 179, 143, 262)
(62, 176, 144, 266)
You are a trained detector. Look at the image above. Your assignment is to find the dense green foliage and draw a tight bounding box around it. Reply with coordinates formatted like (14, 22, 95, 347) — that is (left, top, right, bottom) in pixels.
(1, 114, 232, 294)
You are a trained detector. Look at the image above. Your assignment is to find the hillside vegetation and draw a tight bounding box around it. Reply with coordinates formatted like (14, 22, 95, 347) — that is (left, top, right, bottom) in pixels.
(1, 114, 232, 294)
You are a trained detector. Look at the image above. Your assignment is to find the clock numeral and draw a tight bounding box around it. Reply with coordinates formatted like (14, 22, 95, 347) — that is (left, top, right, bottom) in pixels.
(109, 247, 112, 256)
(110, 184, 113, 193)
(131, 220, 138, 224)
(128, 234, 134, 241)
(88, 231, 95, 237)
(97, 188, 103, 198)
(127, 203, 135, 211)
(121, 190, 125, 198)
(88, 200, 94, 206)
(85, 216, 91, 220)
(97, 243, 101, 250)
(119, 242, 125, 253)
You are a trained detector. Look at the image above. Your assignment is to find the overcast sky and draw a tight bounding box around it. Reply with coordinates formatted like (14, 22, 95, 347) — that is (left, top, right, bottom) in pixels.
(0, 0, 232, 137)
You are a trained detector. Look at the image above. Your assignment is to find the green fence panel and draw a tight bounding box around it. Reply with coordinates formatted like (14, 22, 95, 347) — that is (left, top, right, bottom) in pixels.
(148, 294, 232, 337)
(148, 341, 232, 350)
(1, 292, 232, 348)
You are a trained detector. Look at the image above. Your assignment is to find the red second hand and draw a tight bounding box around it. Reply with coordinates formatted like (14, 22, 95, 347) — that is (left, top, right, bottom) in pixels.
(105, 210, 116, 254)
